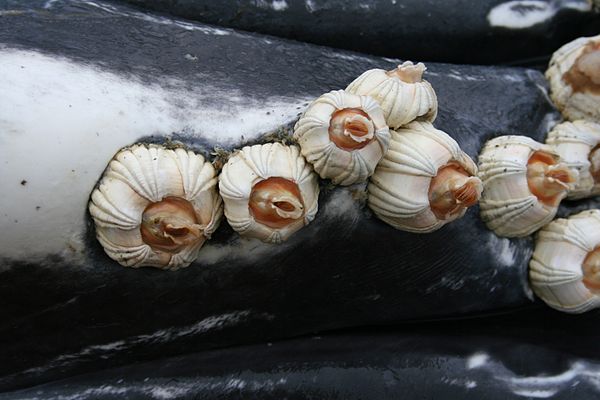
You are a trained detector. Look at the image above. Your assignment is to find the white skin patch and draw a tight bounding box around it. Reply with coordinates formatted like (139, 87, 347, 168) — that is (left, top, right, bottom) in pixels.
(486, 234, 517, 267)
(0, 48, 311, 263)
(487, 0, 591, 29)
(467, 352, 600, 398)
(255, 0, 289, 11)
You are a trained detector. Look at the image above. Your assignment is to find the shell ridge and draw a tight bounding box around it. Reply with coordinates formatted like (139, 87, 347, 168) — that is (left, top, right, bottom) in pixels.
(110, 152, 158, 202)
(96, 229, 151, 267)
(480, 195, 538, 229)
(90, 189, 140, 229)
(218, 163, 247, 200)
(564, 219, 596, 252)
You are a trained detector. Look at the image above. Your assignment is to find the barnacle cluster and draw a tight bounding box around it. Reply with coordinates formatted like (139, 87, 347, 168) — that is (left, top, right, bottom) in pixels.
(523, 34, 600, 312)
(294, 61, 482, 233)
(85, 39, 600, 314)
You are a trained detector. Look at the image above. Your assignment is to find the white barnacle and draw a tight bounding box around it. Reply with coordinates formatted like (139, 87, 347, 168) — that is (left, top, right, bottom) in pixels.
(530, 210, 600, 313)
(218, 143, 319, 243)
(368, 121, 482, 233)
(546, 120, 600, 199)
(546, 34, 600, 123)
(346, 61, 438, 129)
(478, 136, 575, 238)
(88, 144, 223, 270)
(293, 90, 390, 186)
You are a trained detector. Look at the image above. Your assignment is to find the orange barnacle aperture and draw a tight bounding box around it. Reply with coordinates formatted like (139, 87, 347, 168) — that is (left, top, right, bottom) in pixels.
(583, 247, 600, 294)
(328, 108, 375, 150)
(526, 150, 575, 207)
(140, 196, 204, 253)
(429, 162, 482, 220)
(248, 177, 305, 229)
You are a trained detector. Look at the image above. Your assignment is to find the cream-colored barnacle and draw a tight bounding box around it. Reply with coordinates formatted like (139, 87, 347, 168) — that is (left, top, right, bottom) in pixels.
(546, 34, 600, 123)
(546, 120, 600, 199)
(345, 61, 438, 129)
(218, 143, 319, 243)
(293, 90, 390, 186)
(530, 210, 600, 313)
(367, 121, 482, 233)
(88, 144, 223, 270)
(478, 136, 576, 238)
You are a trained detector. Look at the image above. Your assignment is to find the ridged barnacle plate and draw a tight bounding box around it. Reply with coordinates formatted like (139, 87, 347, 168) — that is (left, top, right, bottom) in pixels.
(346, 61, 438, 129)
(293, 89, 390, 186)
(89, 144, 223, 270)
(546, 34, 600, 123)
(530, 210, 600, 313)
(478, 135, 575, 238)
(546, 120, 600, 199)
(368, 121, 482, 233)
(219, 142, 319, 243)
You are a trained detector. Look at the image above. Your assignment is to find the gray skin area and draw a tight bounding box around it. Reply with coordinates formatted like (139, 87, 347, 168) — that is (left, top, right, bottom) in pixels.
(3, 308, 600, 399)
(0, 0, 599, 396)
(118, 0, 600, 66)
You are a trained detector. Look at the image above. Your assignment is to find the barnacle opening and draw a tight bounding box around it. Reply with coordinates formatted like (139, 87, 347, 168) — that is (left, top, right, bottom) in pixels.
(589, 145, 600, 183)
(428, 162, 483, 220)
(249, 177, 305, 229)
(563, 41, 600, 95)
(140, 196, 204, 253)
(329, 108, 375, 150)
(583, 247, 600, 294)
(385, 61, 426, 84)
(527, 151, 575, 207)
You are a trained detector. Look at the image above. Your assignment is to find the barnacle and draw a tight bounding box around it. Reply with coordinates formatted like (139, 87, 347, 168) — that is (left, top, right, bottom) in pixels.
(88, 144, 222, 269)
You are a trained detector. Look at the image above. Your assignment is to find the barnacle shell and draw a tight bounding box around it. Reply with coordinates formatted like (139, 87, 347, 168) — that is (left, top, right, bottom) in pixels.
(529, 210, 600, 313)
(546, 34, 600, 123)
(89, 144, 223, 270)
(478, 136, 575, 238)
(368, 121, 482, 233)
(546, 120, 600, 199)
(293, 90, 390, 186)
(219, 143, 319, 243)
(345, 61, 438, 129)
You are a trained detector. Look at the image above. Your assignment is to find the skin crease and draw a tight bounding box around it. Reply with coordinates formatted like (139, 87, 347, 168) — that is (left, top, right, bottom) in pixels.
(328, 108, 374, 150)
(526, 151, 574, 207)
(583, 247, 600, 293)
(248, 177, 305, 229)
(428, 162, 481, 220)
(563, 41, 600, 95)
(140, 196, 203, 253)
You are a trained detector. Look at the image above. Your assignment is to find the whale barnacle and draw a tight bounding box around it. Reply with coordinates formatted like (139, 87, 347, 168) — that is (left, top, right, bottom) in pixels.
(478, 136, 575, 238)
(88, 144, 223, 270)
(545, 120, 600, 200)
(346, 61, 438, 129)
(368, 121, 482, 233)
(293, 90, 390, 186)
(218, 142, 319, 243)
(546, 34, 600, 123)
(530, 210, 600, 313)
